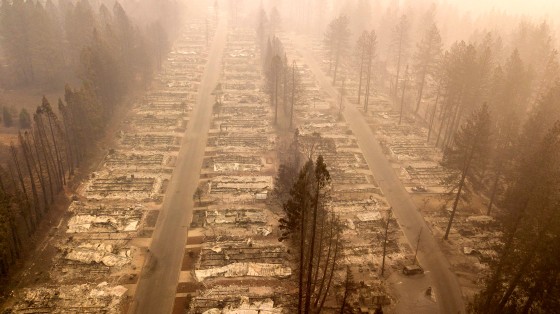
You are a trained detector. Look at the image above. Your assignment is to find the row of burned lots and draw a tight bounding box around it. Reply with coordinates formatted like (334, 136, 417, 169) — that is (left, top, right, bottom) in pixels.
(175, 28, 290, 313)
(4, 15, 217, 314)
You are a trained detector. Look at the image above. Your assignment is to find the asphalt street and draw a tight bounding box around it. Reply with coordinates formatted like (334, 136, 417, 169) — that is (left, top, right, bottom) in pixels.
(131, 18, 228, 314)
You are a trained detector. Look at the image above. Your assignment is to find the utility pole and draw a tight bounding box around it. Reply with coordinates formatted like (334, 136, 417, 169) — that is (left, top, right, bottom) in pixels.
(381, 208, 392, 276)
(414, 226, 423, 265)
(398, 64, 409, 125)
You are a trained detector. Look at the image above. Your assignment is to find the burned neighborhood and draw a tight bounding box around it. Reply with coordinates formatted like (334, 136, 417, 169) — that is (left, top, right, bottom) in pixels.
(0, 0, 559, 313)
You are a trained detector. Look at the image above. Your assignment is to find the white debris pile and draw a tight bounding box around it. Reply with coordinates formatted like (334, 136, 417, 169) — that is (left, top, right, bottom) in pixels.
(84, 172, 164, 200)
(356, 211, 382, 222)
(67, 214, 139, 233)
(205, 209, 268, 225)
(194, 263, 292, 281)
(11, 283, 128, 313)
(203, 297, 282, 314)
(65, 243, 133, 267)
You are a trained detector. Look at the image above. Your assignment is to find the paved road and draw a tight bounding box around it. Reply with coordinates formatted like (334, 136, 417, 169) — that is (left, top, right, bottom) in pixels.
(294, 37, 465, 314)
(131, 18, 227, 314)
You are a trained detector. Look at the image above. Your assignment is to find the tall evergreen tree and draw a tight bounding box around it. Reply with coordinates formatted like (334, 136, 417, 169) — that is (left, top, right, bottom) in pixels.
(471, 122, 560, 313)
(391, 14, 410, 100)
(279, 156, 342, 314)
(441, 104, 492, 240)
(412, 23, 442, 114)
(324, 15, 351, 85)
(363, 30, 377, 113)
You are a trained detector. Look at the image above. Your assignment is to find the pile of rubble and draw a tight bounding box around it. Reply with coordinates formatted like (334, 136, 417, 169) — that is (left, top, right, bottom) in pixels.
(10, 282, 128, 314)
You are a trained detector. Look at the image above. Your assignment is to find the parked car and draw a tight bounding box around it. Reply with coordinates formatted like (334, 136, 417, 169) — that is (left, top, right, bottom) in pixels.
(403, 264, 424, 275)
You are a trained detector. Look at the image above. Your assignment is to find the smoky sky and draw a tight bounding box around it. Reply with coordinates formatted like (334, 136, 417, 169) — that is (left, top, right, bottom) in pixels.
(440, 0, 560, 17)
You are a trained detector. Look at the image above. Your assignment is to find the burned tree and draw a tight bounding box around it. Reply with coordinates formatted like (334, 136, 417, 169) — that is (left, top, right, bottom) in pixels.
(441, 104, 491, 240)
(355, 32, 369, 105)
(470, 122, 560, 313)
(279, 156, 344, 314)
(289, 61, 306, 129)
(362, 30, 377, 113)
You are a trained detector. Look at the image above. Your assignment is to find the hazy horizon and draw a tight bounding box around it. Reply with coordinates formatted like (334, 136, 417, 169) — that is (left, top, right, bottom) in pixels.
(440, 0, 560, 17)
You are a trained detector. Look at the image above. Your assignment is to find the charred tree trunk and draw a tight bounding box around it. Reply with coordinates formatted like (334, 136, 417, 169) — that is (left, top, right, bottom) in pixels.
(495, 226, 549, 312)
(24, 132, 49, 211)
(313, 211, 335, 309)
(414, 68, 427, 113)
(311, 206, 327, 300)
(18, 133, 41, 219)
(317, 231, 340, 312)
(333, 49, 341, 85)
(483, 198, 532, 309)
(7, 162, 33, 235)
(298, 196, 307, 314)
(32, 129, 54, 203)
(340, 266, 352, 314)
(31, 131, 53, 204)
(444, 137, 478, 240)
(304, 183, 321, 313)
(45, 112, 66, 186)
(58, 102, 75, 175)
(487, 164, 503, 215)
(427, 99, 438, 143)
(363, 46, 374, 113)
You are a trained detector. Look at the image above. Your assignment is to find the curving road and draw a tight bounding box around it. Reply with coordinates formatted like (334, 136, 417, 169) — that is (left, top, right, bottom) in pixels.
(131, 18, 228, 314)
(293, 35, 465, 314)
